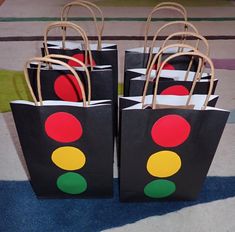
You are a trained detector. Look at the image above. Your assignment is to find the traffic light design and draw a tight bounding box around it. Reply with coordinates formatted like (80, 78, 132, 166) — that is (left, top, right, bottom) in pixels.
(11, 103, 114, 198)
(44, 111, 87, 195)
(144, 114, 190, 198)
(119, 108, 229, 202)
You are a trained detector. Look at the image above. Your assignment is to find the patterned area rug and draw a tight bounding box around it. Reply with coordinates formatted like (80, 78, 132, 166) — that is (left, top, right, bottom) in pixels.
(1, 177, 235, 232)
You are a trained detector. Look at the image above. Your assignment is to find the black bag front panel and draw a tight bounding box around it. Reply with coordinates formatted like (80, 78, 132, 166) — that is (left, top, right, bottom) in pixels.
(28, 68, 113, 102)
(11, 103, 113, 198)
(124, 51, 199, 71)
(120, 108, 229, 202)
(41, 47, 118, 107)
(129, 79, 218, 98)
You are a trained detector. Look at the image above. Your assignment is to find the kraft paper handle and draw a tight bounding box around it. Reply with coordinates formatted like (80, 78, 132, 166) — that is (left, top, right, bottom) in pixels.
(147, 51, 214, 110)
(146, 44, 199, 82)
(61, 0, 104, 50)
(44, 21, 94, 70)
(142, 44, 203, 107)
(24, 57, 87, 107)
(146, 31, 209, 81)
(146, 21, 199, 70)
(44, 54, 91, 104)
(161, 31, 210, 80)
(153, 2, 187, 17)
(162, 31, 210, 55)
(144, 5, 187, 52)
(142, 43, 198, 107)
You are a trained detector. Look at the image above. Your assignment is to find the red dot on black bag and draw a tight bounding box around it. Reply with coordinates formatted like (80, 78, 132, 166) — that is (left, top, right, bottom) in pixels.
(54, 74, 83, 102)
(160, 85, 189, 95)
(68, 54, 96, 67)
(151, 114, 191, 147)
(45, 112, 83, 143)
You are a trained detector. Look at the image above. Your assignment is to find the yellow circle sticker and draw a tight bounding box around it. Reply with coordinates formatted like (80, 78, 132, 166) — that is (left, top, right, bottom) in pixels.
(51, 146, 86, 171)
(147, 150, 181, 177)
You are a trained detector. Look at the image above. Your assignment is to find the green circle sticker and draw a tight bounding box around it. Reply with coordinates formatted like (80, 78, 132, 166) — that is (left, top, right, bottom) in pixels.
(144, 179, 176, 198)
(57, 172, 87, 195)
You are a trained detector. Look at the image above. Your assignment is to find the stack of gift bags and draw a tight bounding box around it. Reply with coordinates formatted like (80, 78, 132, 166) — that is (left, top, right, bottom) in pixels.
(10, 1, 230, 201)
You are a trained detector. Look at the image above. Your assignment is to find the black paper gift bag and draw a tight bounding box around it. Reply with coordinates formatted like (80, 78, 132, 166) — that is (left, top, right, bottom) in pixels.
(119, 51, 229, 202)
(41, 21, 118, 134)
(11, 57, 113, 198)
(124, 3, 187, 70)
(127, 42, 217, 97)
(28, 54, 114, 115)
(124, 30, 210, 96)
(60, 0, 117, 50)
(42, 21, 118, 110)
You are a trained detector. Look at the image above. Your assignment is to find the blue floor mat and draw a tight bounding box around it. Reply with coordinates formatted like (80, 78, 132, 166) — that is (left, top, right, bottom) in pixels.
(1, 177, 235, 232)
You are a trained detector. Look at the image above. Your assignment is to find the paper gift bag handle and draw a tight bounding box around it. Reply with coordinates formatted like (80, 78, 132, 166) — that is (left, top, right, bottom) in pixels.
(24, 57, 87, 107)
(144, 4, 187, 52)
(146, 21, 199, 70)
(162, 31, 210, 56)
(142, 43, 199, 104)
(61, 0, 104, 50)
(149, 51, 214, 110)
(44, 54, 91, 104)
(146, 42, 201, 84)
(142, 43, 203, 107)
(161, 31, 210, 80)
(153, 2, 187, 18)
(44, 21, 94, 70)
(146, 32, 209, 80)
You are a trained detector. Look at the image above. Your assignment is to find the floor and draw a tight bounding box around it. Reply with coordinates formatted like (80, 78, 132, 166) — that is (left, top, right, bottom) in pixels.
(0, 0, 235, 231)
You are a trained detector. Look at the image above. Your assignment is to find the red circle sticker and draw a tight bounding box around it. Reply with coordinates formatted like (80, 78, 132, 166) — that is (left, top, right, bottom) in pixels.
(54, 74, 83, 102)
(151, 114, 191, 147)
(153, 62, 175, 70)
(45, 112, 83, 143)
(68, 54, 96, 67)
(160, 85, 189, 95)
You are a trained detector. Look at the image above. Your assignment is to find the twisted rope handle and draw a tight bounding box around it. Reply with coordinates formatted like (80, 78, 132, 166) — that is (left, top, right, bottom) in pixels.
(24, 57, 87, 107)
(146, 50, 214, 110)
(44, 21, 94, 70)
(162, 31, 209, 55)
(154, 2, 187, 18)
(142, 43, 201, 107)
(146, 21, 199, 70)
(144, 4, 187, 52)
(161, 31, 210, 80)
(61, 0, 104, 50)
